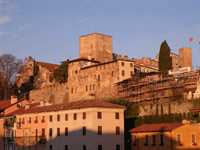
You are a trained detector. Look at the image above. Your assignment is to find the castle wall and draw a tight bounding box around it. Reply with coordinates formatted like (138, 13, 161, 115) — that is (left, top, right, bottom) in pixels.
(139, 101, 193, 116)
(30, 83, 68, 104)
(179, 47, 193, 71)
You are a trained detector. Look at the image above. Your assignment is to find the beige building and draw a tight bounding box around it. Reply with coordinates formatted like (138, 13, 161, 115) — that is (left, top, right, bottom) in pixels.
(3, 99, 125, 150)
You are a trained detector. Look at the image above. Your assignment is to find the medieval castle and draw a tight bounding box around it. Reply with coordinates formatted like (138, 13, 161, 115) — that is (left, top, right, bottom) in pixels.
(16, 33, 195, 105)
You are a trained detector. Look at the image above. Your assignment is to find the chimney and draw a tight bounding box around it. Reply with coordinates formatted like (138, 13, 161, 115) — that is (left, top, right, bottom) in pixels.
(124, 55, 128, 60)
(40, 100, 45, 106)
(25, 104, 30, 110)
(182, 119, 190, 124)
(11, 95, 18, 104)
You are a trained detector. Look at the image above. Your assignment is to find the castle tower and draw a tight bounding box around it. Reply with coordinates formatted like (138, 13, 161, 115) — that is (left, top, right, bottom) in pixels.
(179, 47, 193, 71)
(79, 33, 113, 63)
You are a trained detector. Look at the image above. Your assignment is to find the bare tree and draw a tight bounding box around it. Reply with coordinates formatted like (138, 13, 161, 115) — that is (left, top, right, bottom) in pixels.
(0, 54, 23, 100)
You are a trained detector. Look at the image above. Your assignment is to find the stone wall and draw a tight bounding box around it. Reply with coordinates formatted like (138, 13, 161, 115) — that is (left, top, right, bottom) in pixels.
(30, 83, 68, 104)
(139, 101, 193, 116)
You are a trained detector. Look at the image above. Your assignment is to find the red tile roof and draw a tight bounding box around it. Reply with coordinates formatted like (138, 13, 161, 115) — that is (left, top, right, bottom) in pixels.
(129, 123, 184, 133)
(5, 100, 126, 116)
(36, 61, 60, 72)
(4, 103, 40, 117)
(0, 100, 11, 110)
(183, 87, 197, 92)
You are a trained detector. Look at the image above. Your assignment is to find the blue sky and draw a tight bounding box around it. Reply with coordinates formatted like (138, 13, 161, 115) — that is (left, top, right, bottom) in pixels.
(0, 0, 200, 70)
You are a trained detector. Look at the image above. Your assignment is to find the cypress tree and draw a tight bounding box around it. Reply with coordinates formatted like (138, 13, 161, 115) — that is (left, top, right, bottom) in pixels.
(33, 60, 39, 76)
(159, 40, 173, 77)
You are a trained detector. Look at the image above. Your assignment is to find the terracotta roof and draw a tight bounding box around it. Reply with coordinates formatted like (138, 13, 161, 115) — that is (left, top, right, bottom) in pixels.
(0, 100, 11, 110)
(183, 87, 197, 92)
(68, 57, 100, 63)
(193, 108, 200, 112)
(36, 61, 60, 72)
(7, 100, 126, 116)
(129, 123, 184, 133)
(4, 103, 40, 117)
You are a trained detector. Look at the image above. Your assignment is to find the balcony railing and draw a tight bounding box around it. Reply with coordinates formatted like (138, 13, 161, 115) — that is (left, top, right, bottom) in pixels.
(4, 136, 46, 144)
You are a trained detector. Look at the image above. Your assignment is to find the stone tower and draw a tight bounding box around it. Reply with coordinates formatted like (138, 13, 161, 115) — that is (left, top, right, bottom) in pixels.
(79, 33, 113, 63)
(179, 47, 193, 71)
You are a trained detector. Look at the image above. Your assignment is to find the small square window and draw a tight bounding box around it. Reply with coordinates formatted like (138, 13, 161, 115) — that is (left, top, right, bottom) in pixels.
(57, 128, 60, 136)
(49, 128, 52, 137)
(74, 113, 77, 120)
(49, 115, 52, 122)
(116, 127, 120, 135)
(97, 112, 102, 119)
(75, 70, 78, 74)
(86, 86, 88, 91)
(65, 127, 68, 136)
(115, 112, 119, 119)
(57, 115, 60, 121)
(65, 114, 68, 121)
(130, 63, 133, 67)
(121, 62, 124, 66)
(98, 126, 102, 135)
(122, 70, 125, 76)
(83, 112, 86, 119)
(71, 88, 73, 93)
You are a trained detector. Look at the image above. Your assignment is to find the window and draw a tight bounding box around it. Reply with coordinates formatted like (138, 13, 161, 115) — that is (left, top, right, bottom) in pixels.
(86, 86, 88, 91)
(74, 113, 77, 120)
(50, 115, 52, 122)
(144, 135, 149, 145)
(111, 71, 113, 77)
(83, 126, 86, 136)
(130, 63, 133, 67)
(41, 116, 45, 123)
(65, 127, 68, 136)
(84, 62, 87, 65)
(98, 145, 102, 150)
(75, 87, 77, 93)
(116, 127, 120, 135)
(90, 85, 92, 91)
(97, 112, 102, 119)
(116, 145, 120, 150)
(122, 70, 125, 76)
(93, 84, 95, 90)
(83, 112, 86, 119)
(65, 145, 68, 150)
(121, 62, 124, 66)
(35, 117, 38, 123)
(28, 117, 31, 124)
(160, 134, 164, 146)
(133, 135, 137, 146)
(22, 118, 25, 124)
(57, 115, 60, 121)
(65, 114, 68, 121)
(42, 128, 45, 137)
(49, 128, 52, 137)
(98, 75, 100, 82)
(49, 145, 52, 150)
(71, 88, 73, 93)
(116, 112, 119, 119)
(83, 145, 86, 150)
(177, 134, 182, 145)
(152, 135, 156, 146)
(57, 128, 60, 136)
(75, 70, 78, 74)
(130, 71, 133, 77)
(192, 134, 196, 145)
(98, 126, 102, 135)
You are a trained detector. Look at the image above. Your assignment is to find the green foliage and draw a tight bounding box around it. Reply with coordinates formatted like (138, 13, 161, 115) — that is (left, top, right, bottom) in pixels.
(33, 60, 39, 76)
(161, 104, 163, 115)
(53, 60, 69, 82)
(106, 99, 140, 118)
(156, 104, 159, 115)
(49, 76, 53, 83)
(158, 40, 173, 77)
(168, 103, 171, 114)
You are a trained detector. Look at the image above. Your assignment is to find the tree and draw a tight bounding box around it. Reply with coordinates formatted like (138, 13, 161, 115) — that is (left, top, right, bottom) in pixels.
(159, 40, 173, 77)
(53, 59, 69, 82)
(0, 54, 23, 100)
(106, 99, 140, 118)
(33, 60, 39, 76)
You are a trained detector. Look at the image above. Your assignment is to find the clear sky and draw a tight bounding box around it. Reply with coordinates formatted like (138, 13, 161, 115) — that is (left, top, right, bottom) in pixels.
(0, 0, 200, 70)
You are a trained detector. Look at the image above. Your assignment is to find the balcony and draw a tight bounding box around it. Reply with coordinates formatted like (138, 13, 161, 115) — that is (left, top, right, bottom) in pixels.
(4, 136, 47, 145)
(34, 120, 38, 123)
(41, 120, 45, 123)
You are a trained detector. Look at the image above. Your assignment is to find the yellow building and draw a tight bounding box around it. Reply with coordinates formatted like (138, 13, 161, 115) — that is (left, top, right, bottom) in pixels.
(129, 122, 200, 150)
